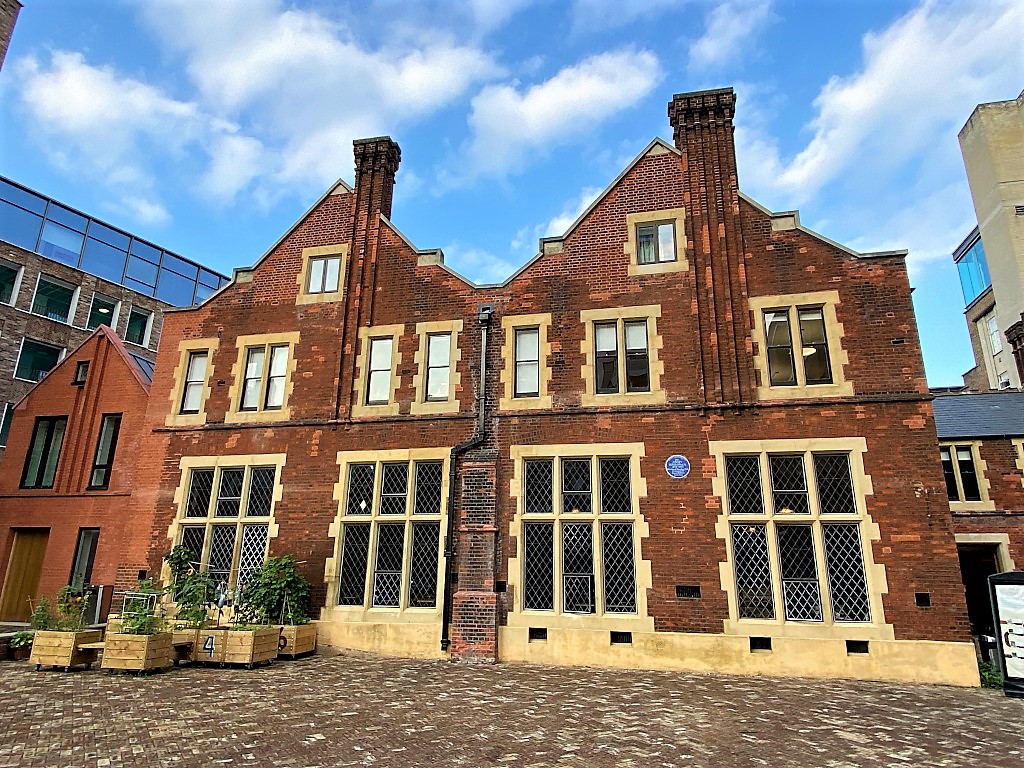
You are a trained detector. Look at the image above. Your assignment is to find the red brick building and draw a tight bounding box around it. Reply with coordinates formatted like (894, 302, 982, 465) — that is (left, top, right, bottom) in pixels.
(0, 325, 153, 621)
(134, 88, 978, 685)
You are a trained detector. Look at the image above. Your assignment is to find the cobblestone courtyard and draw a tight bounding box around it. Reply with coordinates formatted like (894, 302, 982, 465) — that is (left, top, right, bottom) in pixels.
(1, 651, 1021, 768)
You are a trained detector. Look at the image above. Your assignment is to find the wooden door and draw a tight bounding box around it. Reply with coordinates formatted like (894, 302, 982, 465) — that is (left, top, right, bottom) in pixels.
(0, 529, 50, 621)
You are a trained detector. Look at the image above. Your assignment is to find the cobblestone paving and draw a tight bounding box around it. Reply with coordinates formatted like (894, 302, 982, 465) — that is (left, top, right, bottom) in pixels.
(1, 651, 1022, 768)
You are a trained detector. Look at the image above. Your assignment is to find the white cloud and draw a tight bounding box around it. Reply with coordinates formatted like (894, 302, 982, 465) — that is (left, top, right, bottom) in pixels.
(442, 242, 520, 285)
(460, 49, 662, 180)
(737, 0, 1024, 208)
(570, 0, 681, 34)
(688, 1, 774, 71)
(512, 185, 605, 257)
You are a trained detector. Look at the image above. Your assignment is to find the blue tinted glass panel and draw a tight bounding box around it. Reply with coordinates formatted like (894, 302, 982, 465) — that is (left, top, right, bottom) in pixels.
(0, 179, 47, 214)
(38, 221, 83, 266)
(0, 199, 44, 250)
(126, 255, 158, 285)
(156, 269, 196, 306)
(198, 269, 221, 289)
(956, 240, 991, 305)
(87, 221, 130, 250)
(124, 277, 156, 296)
(129, 239, 161, 263)
(81, 238, 128, 284)
(194, 282, 215, 303)
(161, 253, 198, 280)
(46, 204, 88, 233)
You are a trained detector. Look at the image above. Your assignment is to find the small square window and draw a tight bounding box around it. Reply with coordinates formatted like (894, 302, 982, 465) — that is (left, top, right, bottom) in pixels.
(915, 592, 931, 608)
(31, 274, 77, 323)
(87, 293, 118, 330)
(306, 256, 341, 294)
(125, 308, 153, 346)
(636, 223, 676, 265)
(73, 361, 89, 385)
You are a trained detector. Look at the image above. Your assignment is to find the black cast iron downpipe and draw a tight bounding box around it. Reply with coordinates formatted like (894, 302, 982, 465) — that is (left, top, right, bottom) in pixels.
(440, 303, 494, 651)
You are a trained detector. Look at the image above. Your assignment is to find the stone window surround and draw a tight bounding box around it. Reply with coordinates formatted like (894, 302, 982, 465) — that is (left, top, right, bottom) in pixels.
(352, 324, 405, 418)
(161, 452, 287, 589)
(410, 319, 463, 416)
(624, 208, 689, 277)
(165, 337, 219, 428)
(940, 440, 996, 512)
(709, 436, 893, 642)
(295, 244, 349, 306)
(749, 290, 853, 401)
(1015, 440, 1024, 489)
(954, 532, 1016, 572)
(579, 305, 666, 408)
(506, 442, 654, 633)
(499, 313, 553, 411)
(324, 447, 451, 622)
(224, 331, 300, 424)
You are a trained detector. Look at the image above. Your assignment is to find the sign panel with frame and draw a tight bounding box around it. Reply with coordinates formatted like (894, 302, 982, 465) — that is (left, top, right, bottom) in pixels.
(988, 570, 1024, 698)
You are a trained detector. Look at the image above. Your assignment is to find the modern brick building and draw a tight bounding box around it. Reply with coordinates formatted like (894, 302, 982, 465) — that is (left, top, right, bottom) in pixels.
(134, 87, 978, 685)
(0, 326, 153, 622)
(0, 176, 229, 458)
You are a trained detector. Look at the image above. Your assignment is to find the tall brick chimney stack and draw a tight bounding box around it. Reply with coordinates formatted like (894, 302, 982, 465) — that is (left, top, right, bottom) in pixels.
(353, 136, 401, 221)
(668, 88, 754, 405)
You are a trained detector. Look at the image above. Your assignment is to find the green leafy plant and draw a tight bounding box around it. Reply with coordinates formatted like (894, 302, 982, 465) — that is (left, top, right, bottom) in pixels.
(29, 597, 54, 630)
(118, 579, 166, 635)
(54, 585, 92, 631)
(164, 545, 214, 628)
(234, 555, 311, 626)
(9, 631, 34, 649)
(979, 660, 1003, 689)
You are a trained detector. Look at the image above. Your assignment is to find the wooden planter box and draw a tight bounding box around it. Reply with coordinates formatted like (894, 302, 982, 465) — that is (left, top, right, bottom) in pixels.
(278, 624, 317, 658)
(171, 628, 200, 664)
(194, 627, 281, 668)
(29, 630, 103, 671)
(101, 633, 173, 673)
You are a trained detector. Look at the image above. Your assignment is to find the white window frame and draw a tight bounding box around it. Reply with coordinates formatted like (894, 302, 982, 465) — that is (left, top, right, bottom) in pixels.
(306, 255, 342, 295)
(86, 291, 121, 331)
(13, 337, 66, 382)
(30, 273, 79, 324)
(0, 258, 24, 307)
(124, 306, 154, 347)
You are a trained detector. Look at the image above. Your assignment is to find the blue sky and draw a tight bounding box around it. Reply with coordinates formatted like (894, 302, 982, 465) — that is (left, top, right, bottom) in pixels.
(1, 0, 1021, 386)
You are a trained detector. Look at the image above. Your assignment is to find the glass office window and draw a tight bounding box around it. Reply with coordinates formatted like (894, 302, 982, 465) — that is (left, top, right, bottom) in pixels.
(0, 199, 44, 251)
(15, 339, 63, 381)
(156, 269, 196, 305)
(0, 178, 47, 214)
(80, 238, 129, 284)
(956, 238, 991, 305)
(38, 221, 84, 266)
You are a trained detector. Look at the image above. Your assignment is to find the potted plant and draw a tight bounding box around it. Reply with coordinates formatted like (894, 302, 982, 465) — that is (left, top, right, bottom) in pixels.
(101, 580, 174, 673)
(8, 631, 34, 661)
(29, 586, 103, 671)
(164, 545, 215, 664)
(235, 555, 317, 659)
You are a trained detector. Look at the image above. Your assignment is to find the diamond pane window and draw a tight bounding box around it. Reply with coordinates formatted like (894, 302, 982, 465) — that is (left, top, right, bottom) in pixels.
(725, 456, 764, 515)
(379, 463, 409, 515)
(823, 524, 870, 622)
(215, 469, 244, 517)
(524, 459, 553, 514)
(777, 525, 822, 621)
(561, 458, 592, 514)
(186, 469, 214, 517)
(599, 458, 631, 515)
(769, 454, 809, 514)
(523, 522, 554, 610)
(413, 462, 443, 515)
(338, 524, 370, 605)
(208, 525, 236, 587)
(813, 454, 856, 515)
(237, 524, 269, 588)
(601, 522, 636, 613)
(408, 522, 440, 608)
(246, 467, 276, 517)
(179, 527, 205, 564)
(346, 464, 376, 515)
(731, 523, 774, 619)
(372, 523, 405, 607)
(562, 522, 595, 613)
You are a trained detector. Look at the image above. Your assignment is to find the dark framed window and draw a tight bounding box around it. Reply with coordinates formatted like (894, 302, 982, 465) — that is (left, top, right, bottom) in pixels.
(0, 259, 20, 305)
(424, 333, 451, 401)
(636, 222, 676, 264)
(306, 256, 341, 294)
(594, 320, 650, 394)
(0, 402, 13, 447)
(940, 445, 983, 502)
(595, 322, 618, 394)
(86, 293, 118, 330)
(764, 310, 796, 386)
(31, 274, 76, 323)
(124, 308, 152, 346)
(764, 306, 834, 387)
(69, 528, 100, 592)
(87, 414, 121, 489)
(21, 415, 68, 488)
(73, 361, 89, 385)
(14, 339, 63, 382)
(514, 327, 540, 397)
(239, 344, 288, 411)
(179, 351, 209, 414)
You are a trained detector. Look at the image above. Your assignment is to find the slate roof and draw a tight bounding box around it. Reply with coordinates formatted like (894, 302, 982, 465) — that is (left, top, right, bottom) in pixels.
(128, 352, 155, 383)
(932, 392, 1024, 439)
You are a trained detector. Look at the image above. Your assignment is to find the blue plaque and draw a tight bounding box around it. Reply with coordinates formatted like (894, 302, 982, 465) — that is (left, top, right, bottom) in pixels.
(665, 455, 690, 478)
